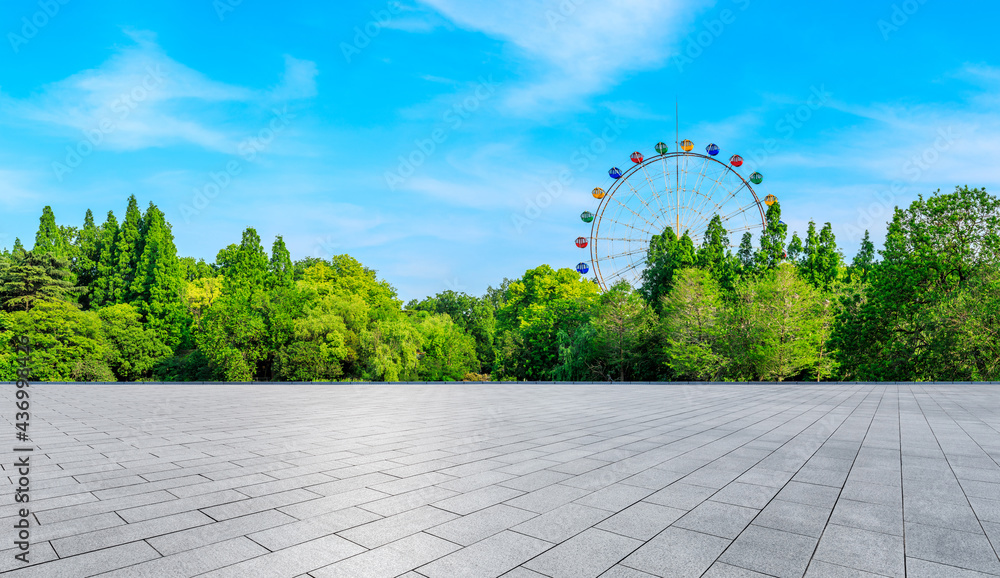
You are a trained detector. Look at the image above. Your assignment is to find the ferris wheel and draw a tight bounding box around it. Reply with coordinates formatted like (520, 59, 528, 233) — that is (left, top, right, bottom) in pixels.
(574, 139, 776, 291)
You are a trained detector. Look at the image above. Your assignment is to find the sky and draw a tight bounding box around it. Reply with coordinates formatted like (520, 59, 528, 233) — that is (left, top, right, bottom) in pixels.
(1, 0, 997, 302)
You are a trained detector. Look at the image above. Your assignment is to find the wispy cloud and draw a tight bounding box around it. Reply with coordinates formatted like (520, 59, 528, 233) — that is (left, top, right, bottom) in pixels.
(0, 30, 317, 154)
(419, 0, 714, 113)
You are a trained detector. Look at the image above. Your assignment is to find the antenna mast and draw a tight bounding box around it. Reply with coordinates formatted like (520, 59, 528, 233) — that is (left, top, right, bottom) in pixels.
(675, 99, 680, 238)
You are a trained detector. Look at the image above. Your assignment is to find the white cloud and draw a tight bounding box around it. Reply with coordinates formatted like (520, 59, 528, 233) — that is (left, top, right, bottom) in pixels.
(0, 30, 318, 153)
(419, 0, 714, 112)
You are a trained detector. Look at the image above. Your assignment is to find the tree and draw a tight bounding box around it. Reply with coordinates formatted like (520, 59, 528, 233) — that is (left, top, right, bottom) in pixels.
(755, 202, 787, 271)
(731, 263, 821, 381)
(179, 257, 215, 281)
(131, 204, 187, 348)
(410, 312, 479, 381)
(641, 228, 696, 310)
(0, 252, 77, 312)
(494, 265, 600, 380)
(587, 282, 660, 381)
(33, 206, 70, 259)
(787, 232, 804, 263)
(91, 211, 122, 307)
(661, 269, 727, 381)
(831, 186, 1000, 381)
(737, 231, 756, 275)
(268, 236, 294, 290)
(114, 196, 145, 303)
(848, 230, 876, 284)
(74, 209, 101, 308)
(0, 301, 108, 381)
(98, 303, 173, 381)
(407, 290, 496, 373)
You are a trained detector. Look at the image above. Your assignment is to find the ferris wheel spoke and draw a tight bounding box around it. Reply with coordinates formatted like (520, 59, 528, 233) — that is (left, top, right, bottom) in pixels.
(593, 236, 657, 243)
(598, 213, 654, 239)
(606, 191, 660, 233)
(720, 202, 763, 224)
(639, 164, 670, 228)
(680, 159, 717, 237)
(623, 177, 666, 232)
(599, 246, 650, 262)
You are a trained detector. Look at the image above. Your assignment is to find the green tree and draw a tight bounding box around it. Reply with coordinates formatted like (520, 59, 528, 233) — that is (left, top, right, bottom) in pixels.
(179, 257, 216, 281)
(74, 209, 101, 308)
(114, 196, 145, 303)
(641, 228, 696, 310)
(831, 186, 1000, 380)
(131, 204, 187, 348)
(494, 265, 600, 380)
(410, 311, 479, 381)
(588, 281, 660, 381)
(98, 303, 173, 381)
(91, 211, 122, 307)
(661, 269, 727, 381)
(32, 206, 70, 259)
(737, 231, 756, 275)
(787, 232, 804, 263)
(268, 236, 294, 290)
(755, 202, 787, 271)
(407, 290, 496, 373)
(0, 252, 77, 312)
(0, 301, 108, 381)
(743, 264, 821, 380)
(848, 230, 876, 284)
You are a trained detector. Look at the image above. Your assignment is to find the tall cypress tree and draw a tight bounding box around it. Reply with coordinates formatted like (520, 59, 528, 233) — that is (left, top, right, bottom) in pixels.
(74, 209, 101, 308)
(815, 223, 841, 290)
(12, 238, 26, 259)
(755, 202, 787, 271)
(268, 236, 294, 290)
(737, 231, 755, 272)
(849, 230, 876, 283)
(131, 204, 186, 348)
(800, 220, 821, 288)
(33, 206, 70, 259)
(115, 195, 145, 303)
(92, 211, 122, 307)
(220, 228, 270, 297)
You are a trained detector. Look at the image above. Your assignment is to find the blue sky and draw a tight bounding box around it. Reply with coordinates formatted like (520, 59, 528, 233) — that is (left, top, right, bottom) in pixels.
(1, 0, 997, 301)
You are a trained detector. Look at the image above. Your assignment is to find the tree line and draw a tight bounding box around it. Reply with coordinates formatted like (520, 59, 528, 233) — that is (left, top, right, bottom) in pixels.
(1, 186, 997, 382)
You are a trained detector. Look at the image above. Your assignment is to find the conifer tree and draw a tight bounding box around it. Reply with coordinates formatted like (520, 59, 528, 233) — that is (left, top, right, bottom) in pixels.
(115, 196, 144, 303)
(849, 230, 876, 283)
(74, 209, 101, 308)
(755, 202, 787, 270)
(268, 236, 294, 290)
(131, 204, 186, 348)
(91, 211, 122, 307)
(33, 206, 70, 259)
(12, 238, 26, 259)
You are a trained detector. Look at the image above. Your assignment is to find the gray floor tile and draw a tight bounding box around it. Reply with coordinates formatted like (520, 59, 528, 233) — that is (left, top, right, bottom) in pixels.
(813, 523, 905, 577)
(621, 526, 730, 577)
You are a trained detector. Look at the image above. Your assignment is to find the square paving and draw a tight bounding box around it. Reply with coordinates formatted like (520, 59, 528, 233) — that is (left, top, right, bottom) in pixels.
(3, 382, 1000, 577)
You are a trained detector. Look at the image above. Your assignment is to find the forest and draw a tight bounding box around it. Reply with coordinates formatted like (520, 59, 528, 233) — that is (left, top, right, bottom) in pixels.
(1, 185, 998, 383)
